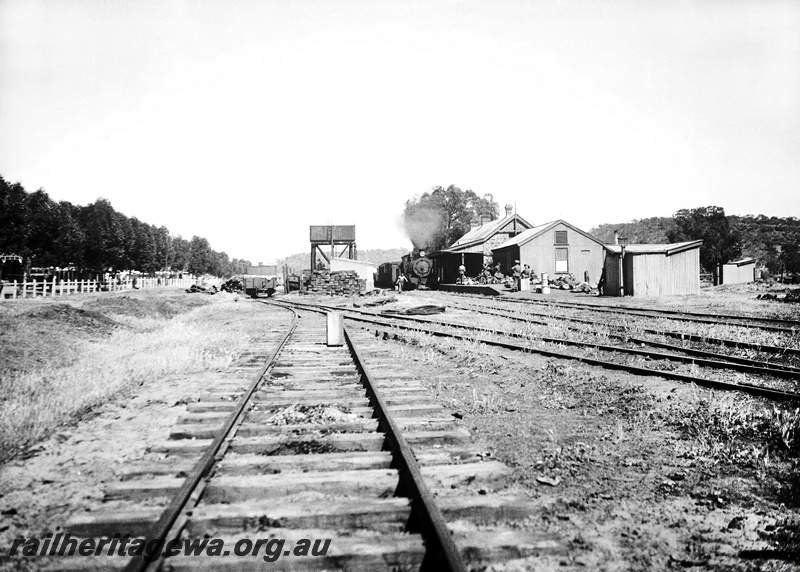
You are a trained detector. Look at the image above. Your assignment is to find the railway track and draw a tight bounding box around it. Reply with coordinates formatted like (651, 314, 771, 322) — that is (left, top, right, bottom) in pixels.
(442, 298, 800, 374)
(274, 299, 800, 402)
(440, 294, 800, 361)
(55, 302, 560, 571)
(454, 292, 800, 333)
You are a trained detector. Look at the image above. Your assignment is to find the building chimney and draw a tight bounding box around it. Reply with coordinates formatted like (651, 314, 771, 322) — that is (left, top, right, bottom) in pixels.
(470, 218, 481, 230)
(613, 231, 619, 245)
(505, 204, 513, 217)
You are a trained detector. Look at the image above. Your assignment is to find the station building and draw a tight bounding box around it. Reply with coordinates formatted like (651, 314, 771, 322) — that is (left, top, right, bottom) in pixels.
(429, 205, 533, 284)
(491, 220, 606, 284)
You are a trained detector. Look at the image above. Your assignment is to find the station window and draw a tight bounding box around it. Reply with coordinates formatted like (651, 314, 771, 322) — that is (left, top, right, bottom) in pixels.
(555, 247, 569, 273)
(555, 231, 568, 245)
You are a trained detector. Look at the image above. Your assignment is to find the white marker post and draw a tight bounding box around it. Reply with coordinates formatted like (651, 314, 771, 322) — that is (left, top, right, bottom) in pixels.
(327, 311, 344, 346)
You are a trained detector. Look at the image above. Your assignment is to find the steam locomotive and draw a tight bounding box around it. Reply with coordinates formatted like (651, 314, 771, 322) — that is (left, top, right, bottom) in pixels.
(377, 251, 437, 290)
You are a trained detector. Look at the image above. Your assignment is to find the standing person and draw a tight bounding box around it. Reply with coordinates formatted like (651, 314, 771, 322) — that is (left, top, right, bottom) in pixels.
(457, 263, 466, 284)
(597, 267, 606, 296)
(396, 271, 408, 293)
(511, 260, 522, 291)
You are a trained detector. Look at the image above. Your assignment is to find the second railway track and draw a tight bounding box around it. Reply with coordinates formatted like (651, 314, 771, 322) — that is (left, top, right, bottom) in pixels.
(274, 298, 800, 402)
(56, 302, 561, 571)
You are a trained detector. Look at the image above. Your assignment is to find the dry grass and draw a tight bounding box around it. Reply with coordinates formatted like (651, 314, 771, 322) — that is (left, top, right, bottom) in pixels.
(0, 291, 253, 463)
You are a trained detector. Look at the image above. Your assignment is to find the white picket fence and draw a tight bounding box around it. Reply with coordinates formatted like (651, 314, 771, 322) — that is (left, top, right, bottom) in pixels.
(0, 277, 198, 300)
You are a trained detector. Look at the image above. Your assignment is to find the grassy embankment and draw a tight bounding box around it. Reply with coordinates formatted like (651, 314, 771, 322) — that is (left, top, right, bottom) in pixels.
(0, 289, 253, 463)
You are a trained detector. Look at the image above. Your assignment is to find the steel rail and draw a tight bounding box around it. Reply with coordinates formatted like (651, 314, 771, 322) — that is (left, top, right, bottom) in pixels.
(446, 296, 800, 357)
(277, 298, 800, 380)
(342, 312, 800, 402)
(266, 300, 468, 571)
(344, 325, 468, 572)
(445, 299, 800, 374)
(346, 308, 800, 383)
(123, 306, 299, 572)
(531, 297, 800, 328)
(272, 299, 799, 401)
(448, 292, 800, 332)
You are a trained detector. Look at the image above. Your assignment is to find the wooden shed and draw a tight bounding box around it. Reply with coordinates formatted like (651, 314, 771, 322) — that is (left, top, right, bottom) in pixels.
(491, 220, 606, 284)
(331, 257, 377, 292)
(602, 241, 702, 297)
(722, 258, 756, 285)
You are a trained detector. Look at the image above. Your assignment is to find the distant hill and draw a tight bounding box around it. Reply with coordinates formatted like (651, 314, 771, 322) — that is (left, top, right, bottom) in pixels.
(277, 248, 409, 272)
(589, 217, 676, 244)
(590, 214, 800, 273)
(729, 215, 800, 272)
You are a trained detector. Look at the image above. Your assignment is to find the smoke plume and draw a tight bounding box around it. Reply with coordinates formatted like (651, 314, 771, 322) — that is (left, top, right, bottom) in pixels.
(402, 208, 443, 251)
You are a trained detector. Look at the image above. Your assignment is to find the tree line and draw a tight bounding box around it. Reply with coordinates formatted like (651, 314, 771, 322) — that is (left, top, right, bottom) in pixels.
(277, 248, 410, 274)
(0, 176, 251, 278)
(399, 188, 799, 283)
(402, 185, 499, 253)
(590, 206, 800, 283)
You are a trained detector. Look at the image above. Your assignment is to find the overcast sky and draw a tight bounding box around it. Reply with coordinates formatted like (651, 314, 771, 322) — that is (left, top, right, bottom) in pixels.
(1, 0, 798, 263)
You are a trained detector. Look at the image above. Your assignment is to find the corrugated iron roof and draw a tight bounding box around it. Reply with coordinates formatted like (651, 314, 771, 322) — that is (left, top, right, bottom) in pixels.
(725, 257, 756, 266)
(445, 213, 533, 252)
(604, 240, 703, 255)
(492, 219, 606, 250)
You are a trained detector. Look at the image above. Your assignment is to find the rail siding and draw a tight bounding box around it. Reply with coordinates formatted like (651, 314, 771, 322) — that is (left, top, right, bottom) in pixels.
(0, 277, 199, 300)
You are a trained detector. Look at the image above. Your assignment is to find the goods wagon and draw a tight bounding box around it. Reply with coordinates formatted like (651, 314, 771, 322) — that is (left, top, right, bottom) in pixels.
(243, 276, 276, 298)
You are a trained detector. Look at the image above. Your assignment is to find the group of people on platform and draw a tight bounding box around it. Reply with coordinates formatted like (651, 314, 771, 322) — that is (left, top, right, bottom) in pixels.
(397, 258, 597, 294)
(454, 259, 534, 291)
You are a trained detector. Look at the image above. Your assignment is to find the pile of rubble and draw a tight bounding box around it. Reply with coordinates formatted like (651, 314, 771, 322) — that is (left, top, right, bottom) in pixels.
(492, 272, 595, 294)
(185, 284, 218, 294)
(220, 277, 244, 293)
(353, 295, 397, 308)
(302, 270, 365, 296)
(542, 273, 593, 292)
(756, 288, 800, 303)
(263, 404, 358, 426)
(382, 305, 446, 316)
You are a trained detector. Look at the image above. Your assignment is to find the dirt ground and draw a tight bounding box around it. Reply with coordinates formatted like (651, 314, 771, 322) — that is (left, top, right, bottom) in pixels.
(360, 286, 800, 571)
(0, 288, 276, 571)
(1, 285, 799, 571)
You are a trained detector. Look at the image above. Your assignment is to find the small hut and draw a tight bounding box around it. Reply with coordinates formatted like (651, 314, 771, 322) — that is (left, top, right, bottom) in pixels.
(602, 241, 703, 297)
(722, 258, 756, 285)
